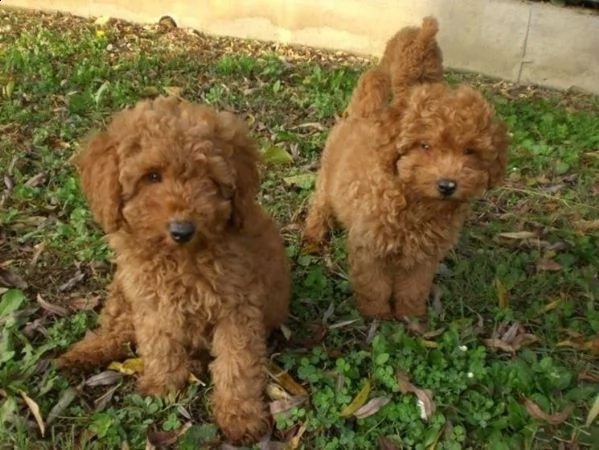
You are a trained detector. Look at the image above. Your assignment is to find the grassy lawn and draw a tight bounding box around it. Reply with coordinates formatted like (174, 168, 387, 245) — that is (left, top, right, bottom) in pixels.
(1, 7, 599, 450)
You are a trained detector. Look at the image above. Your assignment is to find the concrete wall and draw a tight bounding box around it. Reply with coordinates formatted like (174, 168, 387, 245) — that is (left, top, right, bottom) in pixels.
(3, 0, 599, 94)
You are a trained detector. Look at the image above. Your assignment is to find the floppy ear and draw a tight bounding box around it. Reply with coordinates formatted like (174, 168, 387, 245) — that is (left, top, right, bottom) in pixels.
(73, 132, 122, 233)
(487, 119, 510, 188)
(215, 112, 261, 230)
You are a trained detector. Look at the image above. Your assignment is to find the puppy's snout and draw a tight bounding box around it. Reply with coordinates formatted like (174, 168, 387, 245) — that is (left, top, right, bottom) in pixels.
(168, 220, 196, 243)
(436, 178, 457, 197)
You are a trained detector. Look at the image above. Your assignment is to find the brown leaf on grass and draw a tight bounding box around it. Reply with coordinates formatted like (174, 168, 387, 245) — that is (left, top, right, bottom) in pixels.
(402, 317, 428, 336)
(94, 384, 120, 411)
(69, 296, 101, 311)
(523, 398, 573, 425)
(510, 333, 539, 351)
(536, 258, 562, 272)
(287, 422, 307, 450)
(586, 394, 599, 427)
(483, 338, 516, 355)
(495, 277, 509, 308)
(396, 372, 436, 420)
(163, 86, 184, 98)
(269, 395, 307, 415)
(266, 382, 291, 401)
(340, 380, 371, 417)
(353, 395, 391, 419)
(85, 370, 123, 387)
(294, 122, 326, 131)
(378, 436, 399, 450)
(498, 231, 537, 240)
(584, 335, 599, 355)
(0, 267, 27, 289)
(24, 173, 47, 188)
(266, 362, 308, 398)
(147, 422, 192, 447)
(19, 391, 45, 437)
(46, 386, 80, 425)
(58, 271, 85, 292)
(108, 357, 144, 376)
(578, 371, 599, 383)
(36, 294, 69, 317)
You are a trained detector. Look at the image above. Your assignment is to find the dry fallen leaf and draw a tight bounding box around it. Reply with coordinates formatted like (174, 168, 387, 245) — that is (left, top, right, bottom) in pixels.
(378, 436, 399, 450)
(498, 231, 537, 240)
(46, 386, 80, 425)
(147, 422, 192, 447)
(583, 335, 599, 355)
(536, 258, 562, 272)
(287, 422, 307, 450)
(483, 338, 515, 355)
(0, 267, 28, 289)
(495, 278, 509, 309)
(85, 370, 123, 387)
(353, 395, 391, 419)
(523, 398, 573, 425)
(540, 298, 562, 314)
(163, 86, 184, 97)
(58, 271, 85, 292)
(340, 380, 371, 417)
(586, 394, 599, 427)
(36, 294, 69, 317)
(69, 296, 101, 311)
(20, 391, 45, 437)
(108, 357, 144, 375)
(396, 372, 436, 420)
(266, 382, 291, 401)
(578, 371, 599, 383)
(94, 384, 120, 411)
(269, 395, 307, 416)
(267, 362, 308, 398)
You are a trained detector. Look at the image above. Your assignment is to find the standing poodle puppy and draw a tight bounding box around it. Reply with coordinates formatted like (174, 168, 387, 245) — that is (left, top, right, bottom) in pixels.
(303, 18, 509, 319)
(57, 96, 291, 444)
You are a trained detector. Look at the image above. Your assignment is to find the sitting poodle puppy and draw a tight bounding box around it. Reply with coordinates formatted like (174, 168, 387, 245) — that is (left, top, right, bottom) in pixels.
(303, 18, 509, 319)
(57, 96, 291, 444)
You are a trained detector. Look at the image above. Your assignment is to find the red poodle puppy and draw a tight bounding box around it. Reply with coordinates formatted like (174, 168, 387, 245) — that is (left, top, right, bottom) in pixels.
(304, 17, 509, 319)
(57, 96, 291, 444)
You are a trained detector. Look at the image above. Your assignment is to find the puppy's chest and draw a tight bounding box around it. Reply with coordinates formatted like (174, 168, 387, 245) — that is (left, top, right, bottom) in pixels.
(367, 206, 466, 259)
(121, 261, 226, 322)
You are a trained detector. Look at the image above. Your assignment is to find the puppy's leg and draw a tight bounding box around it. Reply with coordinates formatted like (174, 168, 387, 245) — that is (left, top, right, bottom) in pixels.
(303, 173, 332, 247)
(135, 314, 189, 396)
(57, 282, 134, 370)
(347, 232, 393, 319)
(210, 307, 269, 444)
(392, 259, 437, 318)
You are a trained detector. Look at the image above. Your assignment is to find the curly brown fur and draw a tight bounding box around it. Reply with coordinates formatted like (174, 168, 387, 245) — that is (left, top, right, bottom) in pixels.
(304, 69, 509, 319)
(345, 16, 443, 119)
(57, 96, 291, 444)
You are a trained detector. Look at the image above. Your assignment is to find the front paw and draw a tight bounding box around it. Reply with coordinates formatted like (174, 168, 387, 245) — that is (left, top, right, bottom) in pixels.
(137, 369, 188, 397)
(213, 399, 270, 444)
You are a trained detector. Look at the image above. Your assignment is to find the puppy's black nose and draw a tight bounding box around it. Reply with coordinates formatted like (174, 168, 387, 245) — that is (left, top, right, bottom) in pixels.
(437, 178, 457, 197)
(168, 221, 196, 243)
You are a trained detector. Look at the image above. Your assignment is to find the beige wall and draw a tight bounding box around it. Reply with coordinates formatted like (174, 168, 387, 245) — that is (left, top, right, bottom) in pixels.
(3, 0, 599, 94)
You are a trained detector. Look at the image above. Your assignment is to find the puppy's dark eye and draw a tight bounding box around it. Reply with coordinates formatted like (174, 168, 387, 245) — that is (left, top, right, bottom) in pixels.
(420, 143, 431, 151)
(143, 171, 162, 183)
(464, 148, 476, 155)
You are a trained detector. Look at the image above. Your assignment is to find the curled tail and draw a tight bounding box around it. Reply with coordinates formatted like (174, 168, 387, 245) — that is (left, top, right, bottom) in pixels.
(344, 67, 391, 119)
(380, 16, 444, 108)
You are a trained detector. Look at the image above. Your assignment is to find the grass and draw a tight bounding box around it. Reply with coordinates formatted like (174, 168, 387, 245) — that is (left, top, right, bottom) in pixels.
(1, 7, 599, 450)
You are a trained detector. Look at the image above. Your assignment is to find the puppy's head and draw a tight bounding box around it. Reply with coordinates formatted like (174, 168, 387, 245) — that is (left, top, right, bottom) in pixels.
(74, 96, 260, 250)
(391, 83, 509, 202)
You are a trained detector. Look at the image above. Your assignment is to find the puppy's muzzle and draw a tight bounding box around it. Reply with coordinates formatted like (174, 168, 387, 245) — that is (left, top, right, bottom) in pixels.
(168, 220, 196, 243)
